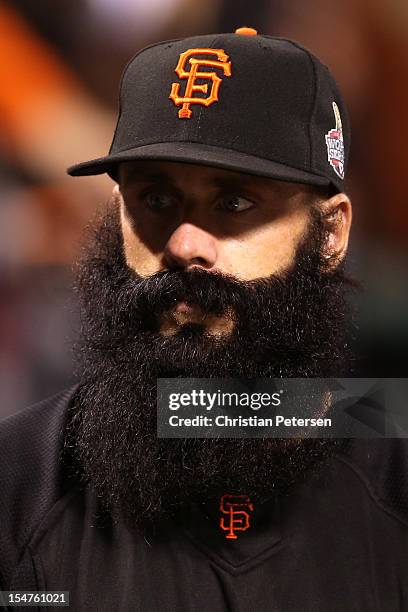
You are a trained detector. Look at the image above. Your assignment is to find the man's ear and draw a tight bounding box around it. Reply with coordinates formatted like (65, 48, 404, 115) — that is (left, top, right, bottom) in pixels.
(319, 192, 352, 267)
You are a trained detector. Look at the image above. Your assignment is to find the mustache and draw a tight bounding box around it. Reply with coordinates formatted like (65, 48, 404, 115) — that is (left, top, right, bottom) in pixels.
(120, 266, 286, 318)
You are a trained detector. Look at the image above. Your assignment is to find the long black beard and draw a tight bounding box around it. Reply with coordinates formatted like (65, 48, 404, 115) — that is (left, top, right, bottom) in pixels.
(62, 201, 355, 529)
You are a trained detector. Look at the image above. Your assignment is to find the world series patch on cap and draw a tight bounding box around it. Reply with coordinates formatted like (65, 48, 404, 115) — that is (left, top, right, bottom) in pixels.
(67, 28, 350, 193)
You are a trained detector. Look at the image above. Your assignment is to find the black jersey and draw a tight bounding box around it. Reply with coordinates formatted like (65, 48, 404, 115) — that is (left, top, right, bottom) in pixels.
(1, 388, 408, 611)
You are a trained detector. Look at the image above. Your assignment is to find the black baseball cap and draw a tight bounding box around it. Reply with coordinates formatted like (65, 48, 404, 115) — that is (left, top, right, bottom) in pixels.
(67, 27, 350, 193)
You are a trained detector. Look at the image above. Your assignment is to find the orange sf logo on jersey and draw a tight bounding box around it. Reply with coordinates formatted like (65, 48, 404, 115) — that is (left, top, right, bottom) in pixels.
(219, 494, 254, 540)
(169, 48, 232, 119)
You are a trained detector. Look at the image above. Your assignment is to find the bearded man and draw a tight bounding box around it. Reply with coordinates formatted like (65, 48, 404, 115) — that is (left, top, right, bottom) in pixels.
(1, 28, 407, 612)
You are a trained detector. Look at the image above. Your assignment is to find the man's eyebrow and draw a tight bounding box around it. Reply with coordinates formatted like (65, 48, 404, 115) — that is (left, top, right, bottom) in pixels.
(212, 175, 251, 189)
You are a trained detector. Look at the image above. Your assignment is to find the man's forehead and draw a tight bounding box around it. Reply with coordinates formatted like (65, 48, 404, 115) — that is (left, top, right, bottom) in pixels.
(118, 160, 315, 197)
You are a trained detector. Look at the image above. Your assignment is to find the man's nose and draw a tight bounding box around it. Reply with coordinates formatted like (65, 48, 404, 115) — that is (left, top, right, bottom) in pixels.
(163, 222, 218, 269)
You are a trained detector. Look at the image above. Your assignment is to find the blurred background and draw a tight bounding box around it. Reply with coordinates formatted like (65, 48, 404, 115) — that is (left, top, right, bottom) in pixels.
(1, 0, 407, 418)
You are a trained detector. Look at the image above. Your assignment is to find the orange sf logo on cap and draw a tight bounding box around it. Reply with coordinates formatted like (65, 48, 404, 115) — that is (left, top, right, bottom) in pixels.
(169, 48, 232, 119)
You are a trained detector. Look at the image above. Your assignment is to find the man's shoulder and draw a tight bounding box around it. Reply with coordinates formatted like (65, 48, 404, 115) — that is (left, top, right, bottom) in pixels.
(0, 386, 77, 482)
(0, 386, 78, 588)
(335, 438, 408, 527)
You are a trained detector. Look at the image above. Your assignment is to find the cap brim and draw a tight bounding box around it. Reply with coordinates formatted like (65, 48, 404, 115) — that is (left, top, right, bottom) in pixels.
(67, 142, 338, 191)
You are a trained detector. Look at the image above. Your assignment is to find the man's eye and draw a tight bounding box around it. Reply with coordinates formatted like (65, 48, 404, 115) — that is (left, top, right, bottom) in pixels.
(144, 193, 174, 211)
(219, 196, 255, 213)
